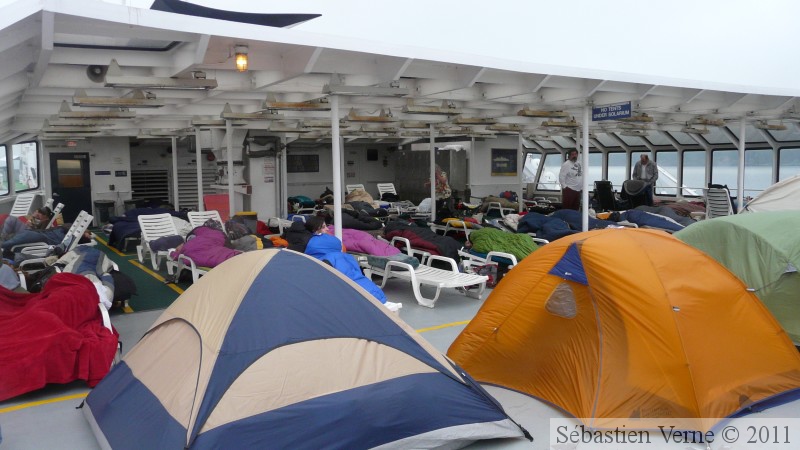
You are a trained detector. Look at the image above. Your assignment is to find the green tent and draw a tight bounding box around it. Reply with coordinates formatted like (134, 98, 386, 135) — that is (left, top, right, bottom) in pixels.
(675, 211, 800, 343)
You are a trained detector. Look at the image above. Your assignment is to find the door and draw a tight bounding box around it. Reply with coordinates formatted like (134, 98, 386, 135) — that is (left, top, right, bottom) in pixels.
(50, 153, 91, 223)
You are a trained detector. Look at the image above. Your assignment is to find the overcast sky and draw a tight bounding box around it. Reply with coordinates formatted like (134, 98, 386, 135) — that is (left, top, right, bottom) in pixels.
(46, 1, 800, 94)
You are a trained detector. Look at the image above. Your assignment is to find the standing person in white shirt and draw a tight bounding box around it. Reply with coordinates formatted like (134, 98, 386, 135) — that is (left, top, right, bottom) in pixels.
(559, 149, 583, 210)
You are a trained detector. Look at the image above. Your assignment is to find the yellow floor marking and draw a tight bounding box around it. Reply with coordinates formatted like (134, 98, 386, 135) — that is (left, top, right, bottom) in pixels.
(128, 259, 184, 295)
(0, 392, 89, 414)
(416, 320, 470, 333)
(92, 235, 126, 257)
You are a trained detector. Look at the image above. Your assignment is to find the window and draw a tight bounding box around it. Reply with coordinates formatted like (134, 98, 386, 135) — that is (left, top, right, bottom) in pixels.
(0, 145, 7, 196)
(682, 150, 705, 196)
(537, 152, 563, 190)
(711, 149, 738, 195)
(743, 148, 773, 198)
(523, 153, 540, 183)
(586, 152, 602, 187)
(779, 148, 800, 181)
(12, 142, 38, 192)
(607, 152, 627, 189)
(655, 150, 678, 196)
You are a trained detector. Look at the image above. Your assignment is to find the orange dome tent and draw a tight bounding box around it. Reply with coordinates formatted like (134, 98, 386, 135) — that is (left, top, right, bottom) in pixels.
(448, 228, 800, 432)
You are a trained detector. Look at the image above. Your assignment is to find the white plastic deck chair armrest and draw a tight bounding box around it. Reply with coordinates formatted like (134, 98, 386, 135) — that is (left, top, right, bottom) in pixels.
(527, 233, 550, 245)
(11, 242, 48, 253)
(425, 255, 459, 272)
(485, 251, 518, 269)
(389, 236, 430, 263)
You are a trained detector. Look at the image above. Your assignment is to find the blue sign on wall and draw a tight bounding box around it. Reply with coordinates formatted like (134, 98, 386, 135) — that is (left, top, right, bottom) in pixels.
(592, 102, 631, 121)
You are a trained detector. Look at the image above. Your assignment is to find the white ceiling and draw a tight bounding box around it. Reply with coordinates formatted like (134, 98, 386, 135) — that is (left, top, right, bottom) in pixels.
(1, 0, 798, 149)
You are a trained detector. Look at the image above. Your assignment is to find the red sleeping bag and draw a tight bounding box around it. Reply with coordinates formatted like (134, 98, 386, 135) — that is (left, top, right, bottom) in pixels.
(0, 273, 119, 401)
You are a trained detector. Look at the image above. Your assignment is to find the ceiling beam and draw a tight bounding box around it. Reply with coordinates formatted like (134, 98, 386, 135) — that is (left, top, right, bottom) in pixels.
(29, 11, 54, 88)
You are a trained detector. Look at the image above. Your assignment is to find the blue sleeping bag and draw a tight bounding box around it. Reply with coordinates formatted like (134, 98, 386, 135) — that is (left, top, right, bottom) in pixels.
(304, 234, 387, 303)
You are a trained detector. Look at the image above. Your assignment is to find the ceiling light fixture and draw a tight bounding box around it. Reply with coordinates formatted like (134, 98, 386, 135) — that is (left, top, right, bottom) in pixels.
(402, 100, 463, 115)
(72, 89, 165, 108)
(323, 74, 408, 97)
(692, 117, 726, 127)
(619, 113, 654, 123)
(234, 45, 249, 72)
(345, 108, 397, 123)
(754, 120, 787, 131)
(104, 59, 218, 90)
(57, 101, 136, 119)
(452, 116, 498, 125)
(681, 124, 711, 135)
(541, 118, 579, 128)
(517, 108, 569, 118)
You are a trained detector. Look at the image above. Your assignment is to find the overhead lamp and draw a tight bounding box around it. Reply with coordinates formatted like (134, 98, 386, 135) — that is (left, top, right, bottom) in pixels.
(525, 134, 556, 141)
(541, 118, 579, 128)
(39, 135, 88, 141)
(619, 113, 654, 123)
(487, 123, 523, 133)
(73, 89, 165, 108)
(220, 103, 283, 121)
(402, 100, 463, 115)
(517, 108, 569, 118)
(234, 45, 249, 72)
(754, 120, 787, 131)
(323, 75, 408, 97)
(57, 101, 136, 119)
(40, 120, 108, 134)
(345, 108, 397, 123)
(400, 121, 437, 129)
(46, 117, 115, 127)
(104, 59, 218, 90)
(681, 125, 710, 135)
(262, 96, 330, 111)
(452, 116, 498, 125)
(692, 117, 725, 127)
(619, 130, 649, 137)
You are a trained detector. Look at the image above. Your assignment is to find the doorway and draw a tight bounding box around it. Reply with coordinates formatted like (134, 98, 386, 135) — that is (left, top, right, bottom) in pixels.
(50, 153, 91, 223)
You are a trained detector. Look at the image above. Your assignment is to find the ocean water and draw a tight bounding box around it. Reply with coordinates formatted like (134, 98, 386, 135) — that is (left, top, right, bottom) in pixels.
(532, 163, 800, 197)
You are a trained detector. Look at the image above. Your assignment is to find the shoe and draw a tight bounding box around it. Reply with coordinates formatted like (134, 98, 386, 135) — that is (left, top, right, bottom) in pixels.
(384, 301, 402, 312)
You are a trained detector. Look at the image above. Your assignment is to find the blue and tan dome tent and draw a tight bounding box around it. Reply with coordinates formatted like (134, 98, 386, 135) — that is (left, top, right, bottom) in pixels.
(448, 228, 800, 433)
(83, 249, 528, 449)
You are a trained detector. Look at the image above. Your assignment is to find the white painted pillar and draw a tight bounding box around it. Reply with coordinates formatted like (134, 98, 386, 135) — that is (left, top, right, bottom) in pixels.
(225, 120, 235, 218)
(429, 124, 436, 223)
(738, 118, 746, 210)
(195, 127, 204, 211)
(171, 136, 179, 210)
(581, 105, 590, 231)
(331, 95, 343, 239)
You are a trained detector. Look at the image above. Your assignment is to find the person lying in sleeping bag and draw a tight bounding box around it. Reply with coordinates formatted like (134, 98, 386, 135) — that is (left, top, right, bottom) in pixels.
(303, 216, 388, 304)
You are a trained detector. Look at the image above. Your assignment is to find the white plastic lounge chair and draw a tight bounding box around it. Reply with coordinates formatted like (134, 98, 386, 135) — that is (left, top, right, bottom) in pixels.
(10, 193, 37, 217)
(187, 210, 223, 228)
(458, 249, 519, 273)
(368, 236, 487, 308)
(46, 203, 64, 228)
(703, 187, 734, 220)
(346, 184, 366, 194)
(171, 252, 210, 283)
(18, 210, 94, 271)
(485, 201, 515, 218)
(137, 213, 180, 272)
